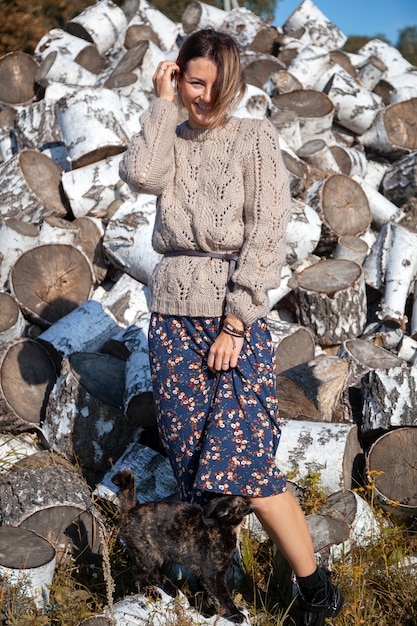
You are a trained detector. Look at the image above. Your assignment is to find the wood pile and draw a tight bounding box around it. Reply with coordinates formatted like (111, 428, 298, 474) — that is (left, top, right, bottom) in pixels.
(0, 0, 417, 618)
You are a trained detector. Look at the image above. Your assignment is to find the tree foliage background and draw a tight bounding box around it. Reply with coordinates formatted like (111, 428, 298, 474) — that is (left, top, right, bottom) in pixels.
(0, 0, 416, 64)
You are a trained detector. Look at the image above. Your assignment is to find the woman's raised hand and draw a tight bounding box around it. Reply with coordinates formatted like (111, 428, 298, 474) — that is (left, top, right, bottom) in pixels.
(152, 61, 179, 102)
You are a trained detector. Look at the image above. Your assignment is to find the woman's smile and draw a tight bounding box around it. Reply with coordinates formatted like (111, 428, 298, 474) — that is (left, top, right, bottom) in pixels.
(177, 57, 220, 129)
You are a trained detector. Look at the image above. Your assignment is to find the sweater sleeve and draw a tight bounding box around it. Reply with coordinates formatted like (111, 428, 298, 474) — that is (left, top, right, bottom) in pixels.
(119, 98, 179, 195)
(224, 119, 292, 327)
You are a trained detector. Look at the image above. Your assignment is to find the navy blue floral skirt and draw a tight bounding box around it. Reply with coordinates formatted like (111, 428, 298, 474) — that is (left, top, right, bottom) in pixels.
(148, 313, 287, 504)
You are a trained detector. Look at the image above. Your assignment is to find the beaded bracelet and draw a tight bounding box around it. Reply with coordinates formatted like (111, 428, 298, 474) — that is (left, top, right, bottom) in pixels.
(222, 320, 245, 337)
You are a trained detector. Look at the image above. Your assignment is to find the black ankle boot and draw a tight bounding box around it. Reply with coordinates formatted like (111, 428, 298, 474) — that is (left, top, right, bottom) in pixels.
(296, 567, 343, 626)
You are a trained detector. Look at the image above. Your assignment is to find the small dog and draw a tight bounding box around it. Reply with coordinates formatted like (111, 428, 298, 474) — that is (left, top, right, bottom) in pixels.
(112, 468, 251, 623)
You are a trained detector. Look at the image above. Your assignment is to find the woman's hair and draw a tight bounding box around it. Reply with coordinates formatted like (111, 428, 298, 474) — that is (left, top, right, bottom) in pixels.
(176, 28, 246, 126)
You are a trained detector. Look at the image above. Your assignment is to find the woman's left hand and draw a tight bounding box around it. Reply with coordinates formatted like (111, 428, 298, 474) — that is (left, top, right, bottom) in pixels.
(207, 330, 244, 374)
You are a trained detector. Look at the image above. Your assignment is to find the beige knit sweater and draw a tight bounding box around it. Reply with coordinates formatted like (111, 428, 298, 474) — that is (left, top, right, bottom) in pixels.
(119, 97, 292, 327)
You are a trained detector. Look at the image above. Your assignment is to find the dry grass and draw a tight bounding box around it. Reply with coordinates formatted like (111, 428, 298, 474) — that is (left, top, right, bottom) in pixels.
(1, 475, 416, 625)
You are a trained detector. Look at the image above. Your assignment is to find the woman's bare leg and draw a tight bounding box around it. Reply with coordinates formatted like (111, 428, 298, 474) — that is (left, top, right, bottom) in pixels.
(249, 489, 316, 577)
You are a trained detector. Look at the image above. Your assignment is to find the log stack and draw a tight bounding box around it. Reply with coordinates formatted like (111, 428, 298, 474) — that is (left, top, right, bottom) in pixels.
(1, 0, 417, 616)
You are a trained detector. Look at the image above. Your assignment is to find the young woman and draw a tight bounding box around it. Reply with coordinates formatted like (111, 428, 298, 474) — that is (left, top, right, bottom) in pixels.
(119, 27, 343, 626)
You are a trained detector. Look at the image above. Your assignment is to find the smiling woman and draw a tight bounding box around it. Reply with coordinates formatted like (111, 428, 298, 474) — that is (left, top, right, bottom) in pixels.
(119, 27, 343, 626)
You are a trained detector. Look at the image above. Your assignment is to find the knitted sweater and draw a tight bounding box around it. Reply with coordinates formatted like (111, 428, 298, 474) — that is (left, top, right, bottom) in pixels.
(119, 97, 292, 327)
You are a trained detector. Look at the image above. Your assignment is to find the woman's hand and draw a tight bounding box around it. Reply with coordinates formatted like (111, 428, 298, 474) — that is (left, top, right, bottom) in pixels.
(207, 330, 244, 374)
(152, 61, 179, 102)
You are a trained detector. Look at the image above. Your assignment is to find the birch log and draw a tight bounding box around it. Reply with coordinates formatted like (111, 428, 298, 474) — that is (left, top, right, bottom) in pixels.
(351, 174, 405, 227)
(36, 50, 99, 88)
(276, 420, 362, 494)
(0, 450, 102, 562)
(337, 337, 402, 389)
(34, 28, 103, 74)
(381, 151, 417, 208)
(38, 300, 120, 366)
(97, 272, 150, 328)
(14, 99, 64, 153)
(305, 174, 371, 251)
(359, 98, 417, 155)
(276, 355, 350, 422)
(73, 216, 108, 284)
(357, 39, 414, 78)
(272, 89, 335, 144)
(363, 222, 417, 326)
(286, 44, 332, 89)
(10, 243, 94, 328)
(0, 218, 39, 288)
(293, 259, 367, 345)
(357, 55, 387, 90)
(367, 427, 417, 523)
(182, 1, 228, 33)
(241, 56, 286, 91)
(0, 527, 56, 609)
(42, 352, 141, 475)
(0, 150, 68, 225)
(0, 292, 25, 343)
(267, 316, 316, 374)
(66, 0, 128, 56)
(0, 338, 56, 429)
(321, 68, 383, 134)
(56, 88, 130, 169)
(297, 139, 340, 172)
(333, 235, 369, 266)
(136, 0, 181, 52)
(362, 364, 417, 432)
(61, 153, 135, 218)
(282, 0, 347, 50)
(103, 196, 161, 285)
(0, 51, 39, 106)
(329, 145, 367, 177)
(319, 489, 381, 547)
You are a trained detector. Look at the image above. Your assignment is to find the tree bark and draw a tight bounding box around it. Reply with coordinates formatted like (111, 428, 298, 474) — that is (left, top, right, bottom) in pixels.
(293, 259, 367, 345)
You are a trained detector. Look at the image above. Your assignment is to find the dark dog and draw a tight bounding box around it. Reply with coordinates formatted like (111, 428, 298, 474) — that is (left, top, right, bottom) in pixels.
(111, 468, 251, 623)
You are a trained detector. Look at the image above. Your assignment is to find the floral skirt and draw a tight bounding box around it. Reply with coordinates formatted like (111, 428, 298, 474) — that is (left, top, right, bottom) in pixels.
(148, 313, 287, 504)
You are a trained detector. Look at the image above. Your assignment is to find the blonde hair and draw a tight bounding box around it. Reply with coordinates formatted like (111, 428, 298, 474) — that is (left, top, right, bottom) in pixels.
(176, 28, 246, 127)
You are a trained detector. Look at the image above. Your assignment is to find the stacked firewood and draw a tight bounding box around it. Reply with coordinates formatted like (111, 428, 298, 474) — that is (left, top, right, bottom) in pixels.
(0, 0, 416, 619)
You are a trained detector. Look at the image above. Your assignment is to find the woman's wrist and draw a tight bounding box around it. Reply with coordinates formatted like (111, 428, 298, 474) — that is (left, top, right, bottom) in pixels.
(223, 315, 245, 331)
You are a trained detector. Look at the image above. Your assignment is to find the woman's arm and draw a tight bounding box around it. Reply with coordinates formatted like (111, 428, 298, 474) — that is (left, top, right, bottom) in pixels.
(224, 119, 292, 327)
(119, 61, 180, 195)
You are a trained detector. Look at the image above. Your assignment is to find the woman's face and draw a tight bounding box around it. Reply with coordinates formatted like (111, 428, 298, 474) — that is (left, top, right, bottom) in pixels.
(177, 57, 220, 129)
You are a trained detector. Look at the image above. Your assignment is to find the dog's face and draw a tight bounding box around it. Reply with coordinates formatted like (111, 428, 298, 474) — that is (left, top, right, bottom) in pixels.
(203, 496, 251, 526)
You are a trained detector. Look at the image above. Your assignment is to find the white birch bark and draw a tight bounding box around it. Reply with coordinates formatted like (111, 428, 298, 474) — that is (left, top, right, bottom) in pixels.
(358, 39, 414, 78)
(277, 420, 361, 494)
(34, 28, 102, 72)
(66, 0, 128, 56)
(352, 174, 406, 228)
(287, 44, 332, 89)
(62, 153, 135, 218)
(103, 196, 161, 285)
(182, 1, 228, 33)
(285, 198, 322, 267)
(136, 0, 182, 51)
(97, 272, 150, 328)
(324, 67, 383, 134)
(55, 88, 130, 169)
(283, 0, 347, 50)
(38, 299, 120, 360)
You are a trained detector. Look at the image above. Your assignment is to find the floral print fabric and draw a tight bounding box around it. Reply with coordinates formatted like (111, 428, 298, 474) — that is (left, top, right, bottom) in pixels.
(148, 314, 287, 505)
